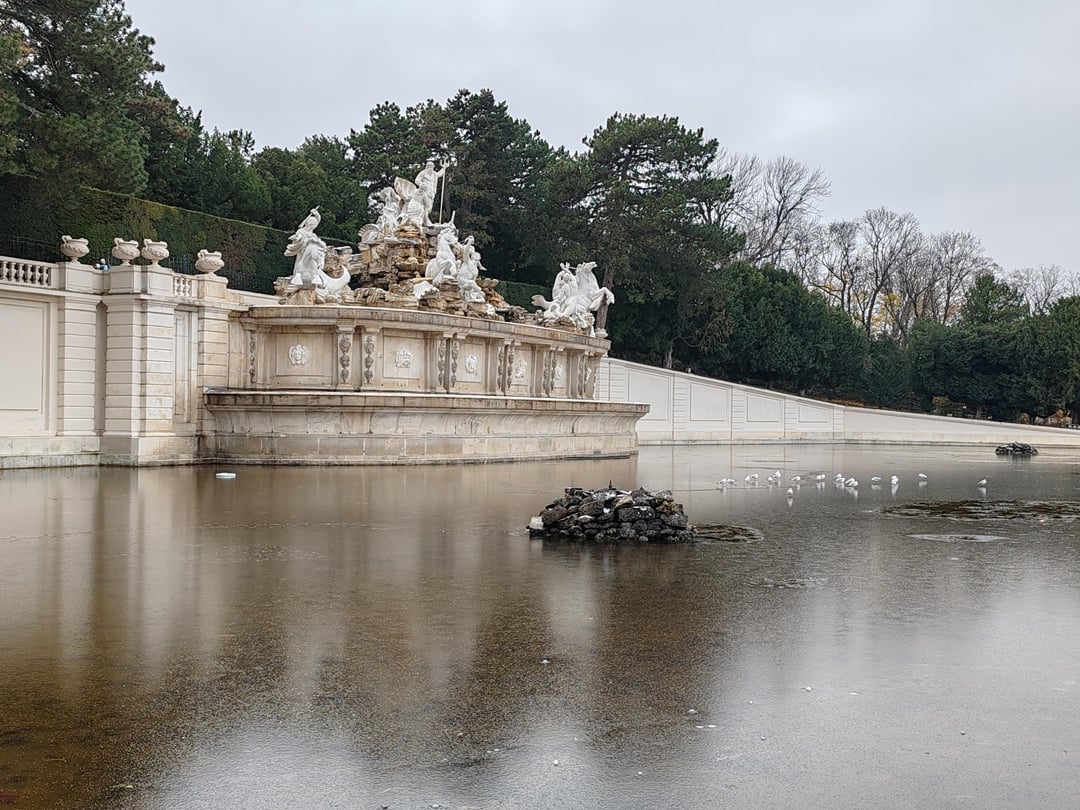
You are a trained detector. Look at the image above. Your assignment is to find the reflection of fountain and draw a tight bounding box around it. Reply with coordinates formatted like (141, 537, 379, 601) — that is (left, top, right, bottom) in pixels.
(205, 164, 644, 465)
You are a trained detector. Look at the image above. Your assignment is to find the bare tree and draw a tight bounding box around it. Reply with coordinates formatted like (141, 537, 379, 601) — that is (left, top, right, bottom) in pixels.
(859, 207, 924, 337)
(922, 231, 993, 324)
(1006, 264, 1074, 314)
(708, 152, 830, 269)
(804, 220, 869, 323)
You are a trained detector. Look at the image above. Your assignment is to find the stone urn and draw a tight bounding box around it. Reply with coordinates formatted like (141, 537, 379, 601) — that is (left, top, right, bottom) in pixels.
(195, 249, 225, 275)
(141, 238, 169, 267)
(59, 235, 89, 263)
(111, 238, 140, 265)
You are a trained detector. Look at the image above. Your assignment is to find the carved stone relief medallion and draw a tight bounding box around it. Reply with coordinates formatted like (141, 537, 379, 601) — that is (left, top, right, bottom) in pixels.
(512, 359, 528, 380)
(289, 343, 310, 366)
(394, 347, 413, 368)
(464, 354, 479, 374)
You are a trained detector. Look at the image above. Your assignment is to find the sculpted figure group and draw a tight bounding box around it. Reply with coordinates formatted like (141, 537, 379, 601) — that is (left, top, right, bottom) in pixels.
(422, 225, 486, 303)
(531, 261, 615, 336)
(281, 159, 613, 333)
(283, 208, 352, 302)
(361, 160, 448, 243)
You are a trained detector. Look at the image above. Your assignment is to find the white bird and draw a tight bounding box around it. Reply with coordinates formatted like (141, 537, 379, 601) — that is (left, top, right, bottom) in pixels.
(870, 476, 882, 483)
(890, 475, 900, 485)
(918, 473, 928, 480)
(786, 487, 794, 497)
(976, 478, 987, 486)
(790, 475, 802, 484)
(845, 478, 858, 488)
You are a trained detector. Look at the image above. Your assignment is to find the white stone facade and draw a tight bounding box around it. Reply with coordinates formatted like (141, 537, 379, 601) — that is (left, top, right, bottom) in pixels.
(596, 359, 1080, 448)
(0, 249, 640, 468)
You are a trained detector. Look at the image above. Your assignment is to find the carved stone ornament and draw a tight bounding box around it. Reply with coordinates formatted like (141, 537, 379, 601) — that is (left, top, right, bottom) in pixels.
(289, 343, 310, 366)
(141, 239, 170, 267)
(195, 249, 225, 275)
(554, 363, 564, 382)
(513, 359, 528, 380)
(111, 238, 140, 265)
(464, 354, 479, 374)
(59, 235, 89, 262)
(394, 347, 413, 368)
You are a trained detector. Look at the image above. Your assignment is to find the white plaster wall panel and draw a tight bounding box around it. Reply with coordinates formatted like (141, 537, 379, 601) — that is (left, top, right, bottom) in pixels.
(628, 368, 672, 424)
(743, 393, 783, 425)
(796, 403, 833, 426)
(688, 382, 732, 425)
(0, 299, 51, 432)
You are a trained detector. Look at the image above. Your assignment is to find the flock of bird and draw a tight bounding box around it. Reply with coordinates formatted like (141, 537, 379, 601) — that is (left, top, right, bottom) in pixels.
(716, 469, 989, 499)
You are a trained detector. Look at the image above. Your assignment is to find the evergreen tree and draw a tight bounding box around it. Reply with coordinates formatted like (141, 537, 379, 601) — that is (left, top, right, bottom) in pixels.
(0, 0, 165, 192)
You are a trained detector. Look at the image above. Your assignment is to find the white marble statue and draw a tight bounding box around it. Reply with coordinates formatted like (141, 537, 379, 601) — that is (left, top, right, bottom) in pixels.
(414, 160, 446, 225)
(455, 236, 487, 303)
(360, 187, 403, 243)
(532, 262, 614, 336)
(286, 208, 328, 286)
(389, 160, 447, 229)
(424, 226, 459, 284)
(282, 208, 351, 302)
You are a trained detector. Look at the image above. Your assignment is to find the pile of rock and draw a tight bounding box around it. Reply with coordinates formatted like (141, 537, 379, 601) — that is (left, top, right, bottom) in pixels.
(995, 442, 1039, 456)
(528, 486, 694, 543)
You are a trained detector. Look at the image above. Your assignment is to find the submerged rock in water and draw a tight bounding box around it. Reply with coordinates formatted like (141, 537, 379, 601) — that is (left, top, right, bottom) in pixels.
(528, 486, 695, 543)
(996, 442, 1038, 456)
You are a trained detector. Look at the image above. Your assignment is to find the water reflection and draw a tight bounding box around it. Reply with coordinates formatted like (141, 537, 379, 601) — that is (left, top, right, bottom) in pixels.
(1, 446, 1079, 808)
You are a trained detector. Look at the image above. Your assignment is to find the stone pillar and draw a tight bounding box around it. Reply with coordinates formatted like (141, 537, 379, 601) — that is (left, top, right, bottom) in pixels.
(55, 295, 102, 437)
(100, 263, 180, 463)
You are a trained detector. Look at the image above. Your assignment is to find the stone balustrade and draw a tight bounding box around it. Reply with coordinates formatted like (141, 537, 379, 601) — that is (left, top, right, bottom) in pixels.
(1, 256, 55, 288)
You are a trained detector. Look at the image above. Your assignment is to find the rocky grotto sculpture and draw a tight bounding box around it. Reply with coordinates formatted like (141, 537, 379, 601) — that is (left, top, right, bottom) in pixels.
(272, 162, 613, 335)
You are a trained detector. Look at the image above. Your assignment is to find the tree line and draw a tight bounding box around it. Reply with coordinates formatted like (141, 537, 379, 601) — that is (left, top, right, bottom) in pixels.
(2, 0, 1078, 422)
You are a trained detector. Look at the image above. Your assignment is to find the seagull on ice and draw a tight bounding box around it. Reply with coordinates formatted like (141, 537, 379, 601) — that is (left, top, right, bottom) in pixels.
(918, 473, 928, 480)
(870, 476, 882, 483)
(976, 478, 987, 486)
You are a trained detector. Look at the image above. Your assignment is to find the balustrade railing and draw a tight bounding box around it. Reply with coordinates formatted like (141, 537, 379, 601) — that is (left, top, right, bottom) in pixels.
(173, 274, 194, 298)
(0, 256, 55, 288)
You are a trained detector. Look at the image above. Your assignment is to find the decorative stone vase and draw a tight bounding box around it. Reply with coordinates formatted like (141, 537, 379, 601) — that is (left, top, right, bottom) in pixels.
(59, 235, 89, 263)
(141, 238, 169, 267)
(195, 249, 225, 275)
(111, 238, 140, 265)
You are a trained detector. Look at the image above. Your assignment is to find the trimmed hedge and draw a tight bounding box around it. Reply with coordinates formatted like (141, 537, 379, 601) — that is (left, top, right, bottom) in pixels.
(495, 279, 548, 309)
(0, 175, 346, 293)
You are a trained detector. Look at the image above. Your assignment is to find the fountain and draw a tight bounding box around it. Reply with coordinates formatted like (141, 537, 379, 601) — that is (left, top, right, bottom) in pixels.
(201, 162, 648, 465)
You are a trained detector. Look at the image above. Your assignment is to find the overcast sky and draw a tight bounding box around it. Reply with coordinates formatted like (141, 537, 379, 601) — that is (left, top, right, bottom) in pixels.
(124, 0, 1079, 273)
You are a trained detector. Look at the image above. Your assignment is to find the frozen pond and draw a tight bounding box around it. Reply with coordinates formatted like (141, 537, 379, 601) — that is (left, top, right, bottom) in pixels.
(1, 444, 1078, 808)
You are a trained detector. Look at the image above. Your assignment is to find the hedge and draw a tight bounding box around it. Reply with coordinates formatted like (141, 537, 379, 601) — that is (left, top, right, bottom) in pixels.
(0, 175, 348, 293)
